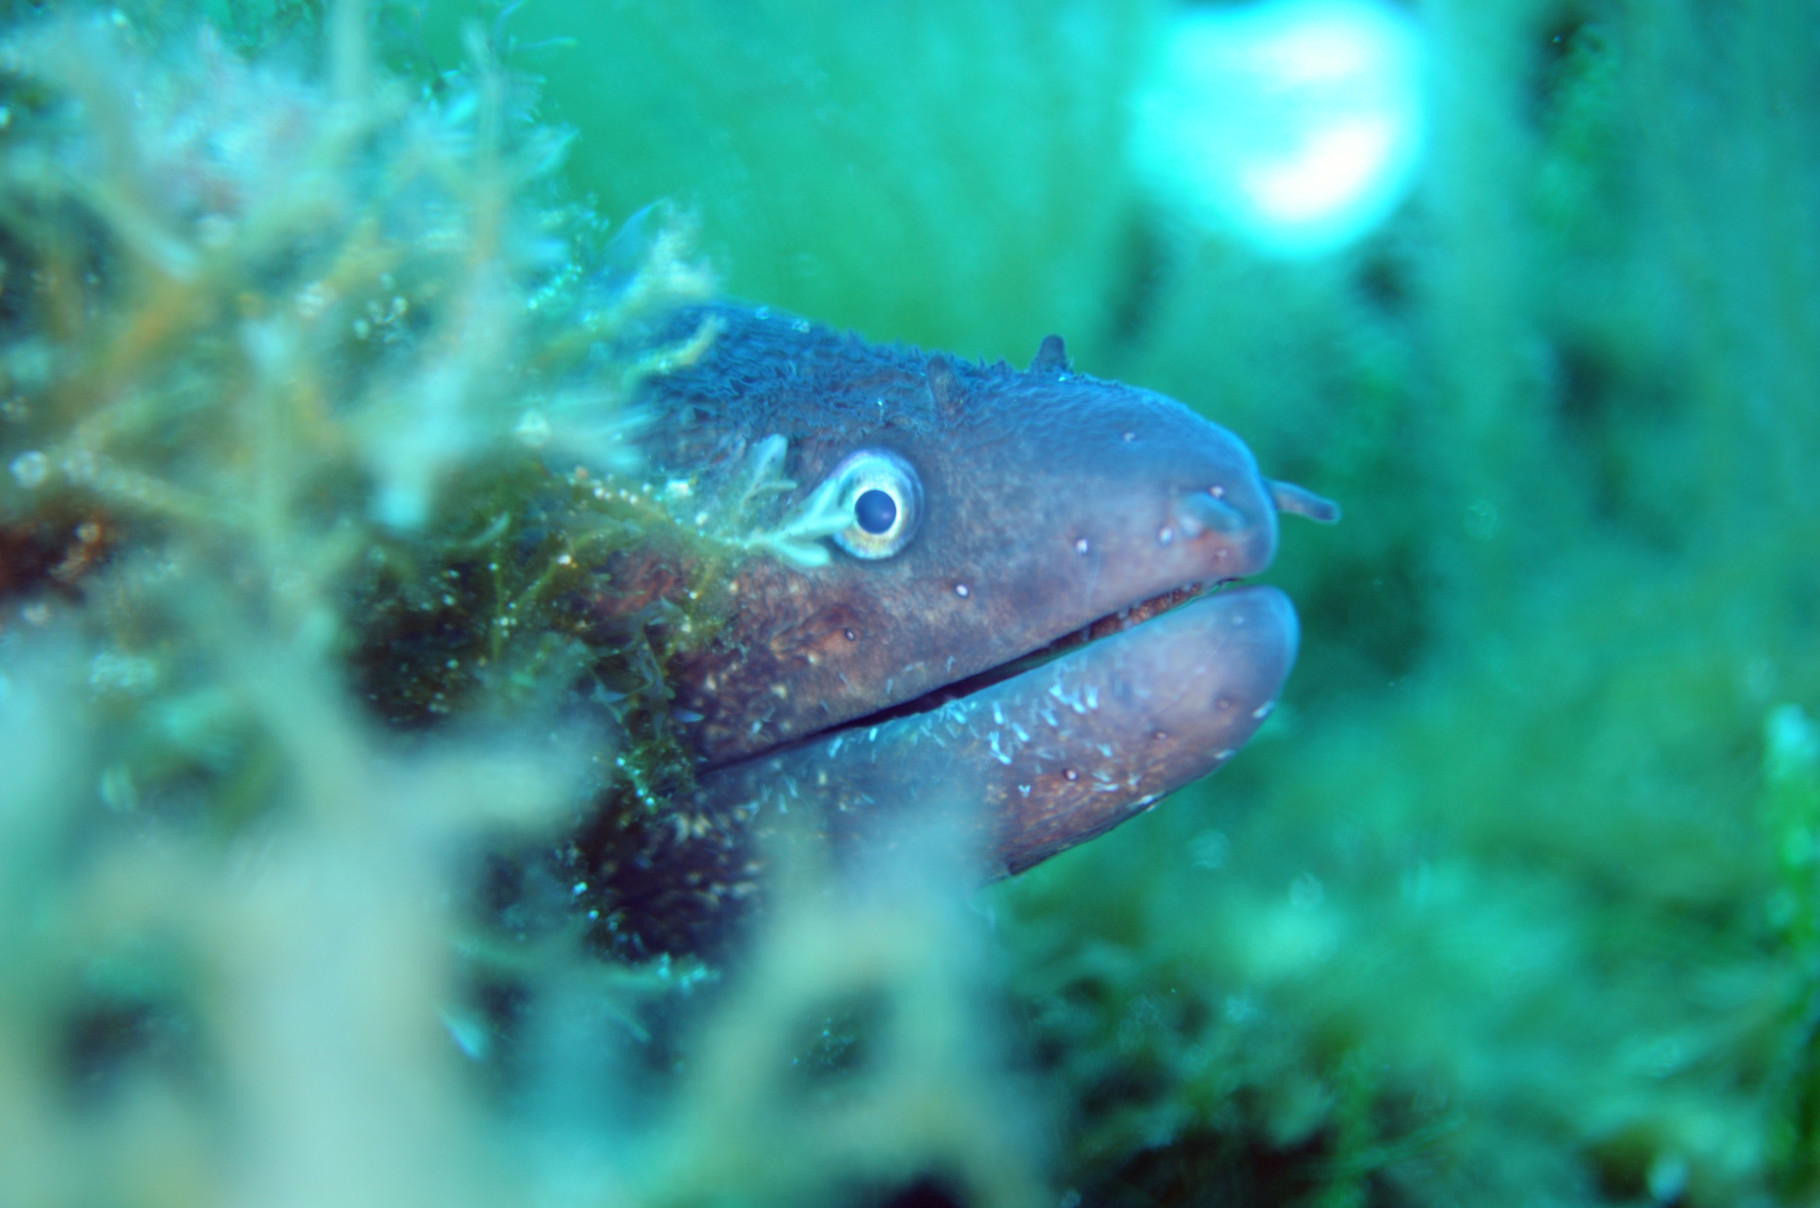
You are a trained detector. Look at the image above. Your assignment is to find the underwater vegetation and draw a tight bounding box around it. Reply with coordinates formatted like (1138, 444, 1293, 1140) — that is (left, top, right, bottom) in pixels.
(4, 1, 1820, 1207)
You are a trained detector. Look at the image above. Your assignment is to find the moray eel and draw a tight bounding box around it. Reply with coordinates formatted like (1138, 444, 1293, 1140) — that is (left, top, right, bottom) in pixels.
(600, 304, 1336, 898)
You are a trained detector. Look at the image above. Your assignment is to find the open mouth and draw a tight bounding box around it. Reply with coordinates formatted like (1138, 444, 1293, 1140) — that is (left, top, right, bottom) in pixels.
(829, 578, 1227, 735)
(687, 578, 1299, 879)
(667, 477, 1331, 881)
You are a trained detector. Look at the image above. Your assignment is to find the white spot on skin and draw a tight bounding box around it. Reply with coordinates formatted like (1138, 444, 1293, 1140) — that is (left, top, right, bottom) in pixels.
(954, 583, 970, 597)
(1253, 700, 1275, 720)
(1064, 769, 1079, 781)
(989, 733, 1012, 765)
(1018, 784, 1032, 797)
(993, 703, 1006, 725)
(1074, 537, 1090, 554)
(1158, 526, 1176, 546)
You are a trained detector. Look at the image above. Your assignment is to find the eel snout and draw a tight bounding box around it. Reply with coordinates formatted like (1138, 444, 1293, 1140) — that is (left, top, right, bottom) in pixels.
(688, 584, 1298, 880)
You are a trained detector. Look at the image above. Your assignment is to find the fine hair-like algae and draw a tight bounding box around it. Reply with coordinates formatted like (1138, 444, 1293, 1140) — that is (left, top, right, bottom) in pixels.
(0, 6, 1050, 1206)
(7, 3, 1820, 1208)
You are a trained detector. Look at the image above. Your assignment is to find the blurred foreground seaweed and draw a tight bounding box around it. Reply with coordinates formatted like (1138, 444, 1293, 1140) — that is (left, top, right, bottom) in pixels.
(9, 2, 1820, 1207)
(0, 9, 1046, 1207)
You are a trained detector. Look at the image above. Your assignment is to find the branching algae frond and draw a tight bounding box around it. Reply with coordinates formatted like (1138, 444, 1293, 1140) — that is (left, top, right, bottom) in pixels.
(0, 10, 760, 941)
(0, 14, 1053, 1208)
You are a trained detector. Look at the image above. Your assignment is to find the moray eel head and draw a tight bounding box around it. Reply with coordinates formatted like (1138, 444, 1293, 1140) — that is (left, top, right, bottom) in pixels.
(625, 305, 1336, 879)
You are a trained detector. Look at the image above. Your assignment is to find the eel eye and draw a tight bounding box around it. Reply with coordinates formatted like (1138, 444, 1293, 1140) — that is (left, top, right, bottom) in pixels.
(829, 448, 922, 559)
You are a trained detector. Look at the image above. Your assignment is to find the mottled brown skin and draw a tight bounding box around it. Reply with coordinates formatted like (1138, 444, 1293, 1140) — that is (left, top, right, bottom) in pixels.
(620, 304, 1334, 880)
(692, 585, 1298, 878)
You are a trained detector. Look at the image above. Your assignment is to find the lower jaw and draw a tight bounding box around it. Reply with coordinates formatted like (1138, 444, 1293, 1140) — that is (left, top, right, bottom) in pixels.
(689, 584, 1300, 879)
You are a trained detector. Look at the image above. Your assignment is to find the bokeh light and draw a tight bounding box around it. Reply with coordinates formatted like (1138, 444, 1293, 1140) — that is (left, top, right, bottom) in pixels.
(1133, 0, 1428, 257)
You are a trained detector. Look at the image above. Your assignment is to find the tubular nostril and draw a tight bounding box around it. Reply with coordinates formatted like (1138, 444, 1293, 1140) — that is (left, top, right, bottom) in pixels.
(1176, 489, 1248, 537)
(1268, 478, 1342, 523)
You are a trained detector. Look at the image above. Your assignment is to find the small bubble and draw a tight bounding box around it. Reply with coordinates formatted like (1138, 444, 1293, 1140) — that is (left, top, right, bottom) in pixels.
(843, 628, 857, 641)
(1209, 485, 1224, 498)
(1064, 768, 1079, 781)
(572, 881, 588, 896)
(10, 450, 49, 489)
(295, 281, 333, 318)
(1157, 526, 1175, 546)
(1074, 537, 1090, 554)
(1189, 830, 1229, 870)
(954, 583, 970, 598)
(1122, 431, 1136, 442)
(514, 409, 551, 448)
(1465, 499, 1501, 540)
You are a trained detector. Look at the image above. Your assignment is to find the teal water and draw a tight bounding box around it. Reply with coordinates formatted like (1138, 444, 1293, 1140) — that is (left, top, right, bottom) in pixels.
(476, 4, 1820, 1198)
(3, 2, 1818, 1205)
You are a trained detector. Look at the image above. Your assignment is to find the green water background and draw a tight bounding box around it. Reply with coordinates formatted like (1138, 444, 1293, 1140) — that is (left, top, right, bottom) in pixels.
(411, 1, 1820, 1201)
(3, 0, 1817, 1204)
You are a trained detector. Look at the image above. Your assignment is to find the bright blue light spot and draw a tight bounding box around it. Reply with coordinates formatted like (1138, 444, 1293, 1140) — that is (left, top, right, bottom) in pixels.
(1133, 0, 1427, 258)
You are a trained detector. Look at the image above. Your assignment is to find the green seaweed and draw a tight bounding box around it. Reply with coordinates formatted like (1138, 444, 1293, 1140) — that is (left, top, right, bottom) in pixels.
(7, 1, 1820, 1206)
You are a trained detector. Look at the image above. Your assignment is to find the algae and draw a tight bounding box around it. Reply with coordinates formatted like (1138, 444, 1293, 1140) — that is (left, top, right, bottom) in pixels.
(5, 1, 1820, 1207)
